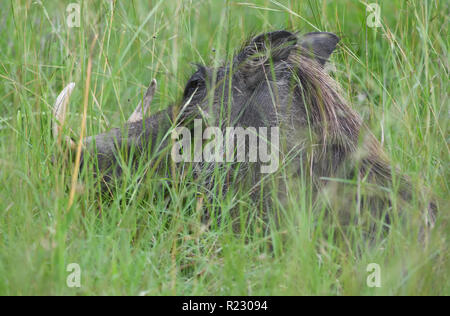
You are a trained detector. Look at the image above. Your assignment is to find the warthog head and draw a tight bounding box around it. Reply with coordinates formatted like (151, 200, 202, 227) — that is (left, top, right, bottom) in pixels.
(52, 30, 436, 229)
(179, 31, 358, 177)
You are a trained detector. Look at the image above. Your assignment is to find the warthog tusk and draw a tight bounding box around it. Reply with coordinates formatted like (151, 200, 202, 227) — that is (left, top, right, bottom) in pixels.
(128, 79, 157, 123)
(53, 82, 76, 149)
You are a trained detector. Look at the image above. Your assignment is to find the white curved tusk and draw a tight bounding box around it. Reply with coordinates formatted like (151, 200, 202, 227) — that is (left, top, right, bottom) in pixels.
(53, 82, 76, 149)
(53, 82, 75, 138)
(128, 79, 157, 123)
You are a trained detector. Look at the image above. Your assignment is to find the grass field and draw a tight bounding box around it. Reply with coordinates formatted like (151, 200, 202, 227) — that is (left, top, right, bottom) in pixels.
(0, 0, 448, 295)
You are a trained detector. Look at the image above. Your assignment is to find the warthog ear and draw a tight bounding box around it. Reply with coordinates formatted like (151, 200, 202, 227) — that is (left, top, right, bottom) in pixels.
(237, 30, 298, 66)
(235, 30, 297, 86)
(300, 32, 340, 66)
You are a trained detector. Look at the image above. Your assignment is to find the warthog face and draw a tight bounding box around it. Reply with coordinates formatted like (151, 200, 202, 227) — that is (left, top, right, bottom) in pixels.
(52, 30, 436, 229)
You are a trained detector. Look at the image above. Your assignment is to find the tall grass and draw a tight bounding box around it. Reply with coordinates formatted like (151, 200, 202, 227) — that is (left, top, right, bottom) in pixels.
(0, 0, 448, 295)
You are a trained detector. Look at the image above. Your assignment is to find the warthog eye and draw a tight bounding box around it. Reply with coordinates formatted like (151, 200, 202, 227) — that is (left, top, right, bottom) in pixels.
(184, 79, 201, 98)
(184, 64, 208, 100)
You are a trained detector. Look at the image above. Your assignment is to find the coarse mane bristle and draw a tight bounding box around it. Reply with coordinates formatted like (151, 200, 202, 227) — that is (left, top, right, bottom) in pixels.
(288, 51, 362, 153)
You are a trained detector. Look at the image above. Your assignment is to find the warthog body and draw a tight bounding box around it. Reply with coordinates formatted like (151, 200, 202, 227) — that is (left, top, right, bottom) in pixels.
(53, 31, 435, 228)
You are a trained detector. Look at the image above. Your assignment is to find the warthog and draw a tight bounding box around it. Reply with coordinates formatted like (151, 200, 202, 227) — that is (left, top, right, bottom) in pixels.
(53, 30, 436, 229)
